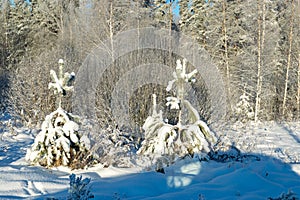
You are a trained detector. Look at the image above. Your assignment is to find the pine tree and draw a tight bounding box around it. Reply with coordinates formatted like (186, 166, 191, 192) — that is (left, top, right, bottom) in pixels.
(266, 1, 296, 119)
(203, 0, 245, 113)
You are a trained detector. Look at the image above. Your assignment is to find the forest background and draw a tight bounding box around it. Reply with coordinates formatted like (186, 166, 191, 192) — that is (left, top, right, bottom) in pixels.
(0, 0, 299, 131)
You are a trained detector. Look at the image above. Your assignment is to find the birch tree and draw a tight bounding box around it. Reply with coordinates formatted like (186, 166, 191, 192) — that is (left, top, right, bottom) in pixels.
(234, 0, 280, 121)
(282, 0, 295, 116)
(295, 1, 300, 118)
(221, 0, 231, 104)
(254, 0, 265, 122)
(206, 0, 245, 115)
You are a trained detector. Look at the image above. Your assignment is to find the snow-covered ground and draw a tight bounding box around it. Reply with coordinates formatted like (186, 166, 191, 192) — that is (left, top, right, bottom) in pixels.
(1, 117, 300, 199)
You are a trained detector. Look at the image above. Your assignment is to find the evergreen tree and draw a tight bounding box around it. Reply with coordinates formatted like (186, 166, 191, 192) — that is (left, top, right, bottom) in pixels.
(151, 0, 176, 29)
(138, 59, 216, 170)
(26, 60, 91, 169)
(234, 88, 254, 123)
(229, 0, 280, 121)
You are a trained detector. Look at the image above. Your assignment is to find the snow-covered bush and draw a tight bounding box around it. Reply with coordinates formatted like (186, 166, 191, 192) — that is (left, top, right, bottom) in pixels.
(234, 91, 254, 122)
(89, 125, 138, 168)
(68, 174, 94, 200)
(26, 59, 91, 168)
(137, 59, 216, 170)
(208, 138, 260, 163)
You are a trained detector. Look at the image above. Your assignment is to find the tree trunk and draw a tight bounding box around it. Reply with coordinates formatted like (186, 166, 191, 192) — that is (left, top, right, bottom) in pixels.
(254, 0, 264, 122)
(282, 0, 295, 116)
(109, 1, 115, 60)
(297, 53, 300, 119)
(222, 0, 231, 110)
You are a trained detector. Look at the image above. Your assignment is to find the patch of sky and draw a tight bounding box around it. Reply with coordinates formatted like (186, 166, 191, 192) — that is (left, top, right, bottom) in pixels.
(9, 0, 30, 7)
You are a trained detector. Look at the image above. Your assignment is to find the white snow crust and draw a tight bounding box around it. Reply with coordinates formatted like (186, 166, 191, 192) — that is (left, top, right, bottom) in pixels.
(1, 120, 300, 199)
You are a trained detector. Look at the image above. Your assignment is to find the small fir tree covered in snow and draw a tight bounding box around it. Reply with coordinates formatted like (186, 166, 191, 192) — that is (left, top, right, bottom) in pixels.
(26, 59, 90, 168)
(137, 59, 216, 170)
(234, 90, 254, 123)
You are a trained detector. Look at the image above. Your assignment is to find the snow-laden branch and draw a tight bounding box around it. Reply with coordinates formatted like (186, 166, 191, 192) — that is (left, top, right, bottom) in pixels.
(48, 59, 75, 107)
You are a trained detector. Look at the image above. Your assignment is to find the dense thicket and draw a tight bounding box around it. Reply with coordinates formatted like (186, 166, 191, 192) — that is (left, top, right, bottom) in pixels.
(0, 0, 299, 129)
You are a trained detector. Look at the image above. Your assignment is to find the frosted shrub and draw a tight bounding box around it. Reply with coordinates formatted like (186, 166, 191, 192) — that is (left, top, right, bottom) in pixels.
(90, 126, 138, 168)
(68, 174, 94, 200)
(137, 59, 216, 170)
(26, 59, 91, 168)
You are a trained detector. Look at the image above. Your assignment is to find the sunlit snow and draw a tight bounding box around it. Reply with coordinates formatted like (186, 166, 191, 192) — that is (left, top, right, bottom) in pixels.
(1, 118, 300, 199)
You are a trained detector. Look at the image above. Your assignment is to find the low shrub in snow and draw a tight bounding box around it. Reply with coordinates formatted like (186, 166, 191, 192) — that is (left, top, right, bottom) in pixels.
(208, 138, 260, 163)
(198, 194, 206, 200)
(268, 190, 299, 200)
(137, 59, 216, 170)
(89, 125, 138, 168)
(68, 174, 94, 200)
(26, 59, 91, 168)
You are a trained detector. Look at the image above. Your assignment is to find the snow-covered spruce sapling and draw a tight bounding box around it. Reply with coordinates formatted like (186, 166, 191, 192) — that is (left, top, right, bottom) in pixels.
(68, 174, 94, 200)
(234, 89, 254, 123)
(137, 59, 216, 170)
(26, 59, 91, 168)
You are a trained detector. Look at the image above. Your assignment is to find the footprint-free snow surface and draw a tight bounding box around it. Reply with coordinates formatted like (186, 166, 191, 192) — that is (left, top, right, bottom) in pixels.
(0, 120, 300, 200)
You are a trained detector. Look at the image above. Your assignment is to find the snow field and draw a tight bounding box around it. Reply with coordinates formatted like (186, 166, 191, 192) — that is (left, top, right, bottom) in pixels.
(0, 121, 300, 199)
